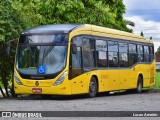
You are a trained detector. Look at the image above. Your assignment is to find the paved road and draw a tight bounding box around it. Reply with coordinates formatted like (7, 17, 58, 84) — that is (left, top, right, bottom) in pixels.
(0, 91, 160, 119)
(0, 91, 160, 111)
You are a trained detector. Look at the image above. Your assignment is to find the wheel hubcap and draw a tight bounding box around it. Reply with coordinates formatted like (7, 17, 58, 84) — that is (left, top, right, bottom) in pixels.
(90, 81, 96, 93)
(138, 81, 142, 91)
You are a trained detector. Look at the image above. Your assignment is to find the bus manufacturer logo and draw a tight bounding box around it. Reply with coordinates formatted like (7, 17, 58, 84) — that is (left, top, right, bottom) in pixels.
(35, 81, 39, 86)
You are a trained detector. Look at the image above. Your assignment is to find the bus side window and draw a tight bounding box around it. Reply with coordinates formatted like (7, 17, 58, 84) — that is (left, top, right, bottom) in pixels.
(137, 45, 144, 62)
(108, 41, 118, 67)
(82, 38, 95, 69)
(69, 37, 83, 79)
(83, 46, 95, 68)
(71, 47, 82, 69)
(96, 40, 108, 67)
(129, 44, 138, 66)
(144, 46, 149, 62)
(149, 46, 154, 62)
(119, 42, 128, 67)
(71, 36, 83, 69)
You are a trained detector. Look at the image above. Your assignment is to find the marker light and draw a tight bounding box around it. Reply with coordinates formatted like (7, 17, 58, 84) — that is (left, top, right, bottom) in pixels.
(54, 71, 68, 86)
(14, 72, 23, 85)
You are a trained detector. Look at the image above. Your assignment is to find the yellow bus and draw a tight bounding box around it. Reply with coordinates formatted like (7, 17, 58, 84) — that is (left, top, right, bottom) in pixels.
(14, 24, 156, 97)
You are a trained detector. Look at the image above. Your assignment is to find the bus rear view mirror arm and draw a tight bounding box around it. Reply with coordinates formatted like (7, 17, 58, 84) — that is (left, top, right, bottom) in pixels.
(6, 39, 17, 55)
(6, 45, 11, 55)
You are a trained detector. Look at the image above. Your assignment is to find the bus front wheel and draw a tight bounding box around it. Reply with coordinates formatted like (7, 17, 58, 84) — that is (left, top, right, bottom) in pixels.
(136, 76, 143, 93)
(88, 77, 97, 98)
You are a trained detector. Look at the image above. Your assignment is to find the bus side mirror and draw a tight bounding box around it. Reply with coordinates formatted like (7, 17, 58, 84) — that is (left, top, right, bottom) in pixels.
(6, 39, 17, 56)
(71, 44, 77, 54)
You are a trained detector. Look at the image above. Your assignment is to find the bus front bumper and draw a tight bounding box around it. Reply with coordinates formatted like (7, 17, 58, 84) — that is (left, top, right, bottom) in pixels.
(14, 84, 71, 95)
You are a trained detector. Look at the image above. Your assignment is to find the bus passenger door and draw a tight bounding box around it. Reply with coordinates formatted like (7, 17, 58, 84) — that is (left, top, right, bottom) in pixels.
(69, 47, 87, 94)
(69, 37, 96, 95)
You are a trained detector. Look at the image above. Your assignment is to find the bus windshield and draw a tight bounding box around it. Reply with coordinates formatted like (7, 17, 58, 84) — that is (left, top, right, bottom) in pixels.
(16, 45, 67, 75)
(16, 34, 68, 75)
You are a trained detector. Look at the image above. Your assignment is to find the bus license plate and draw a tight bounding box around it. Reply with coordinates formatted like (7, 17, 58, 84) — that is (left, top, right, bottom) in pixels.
(32, 88, 42, 93)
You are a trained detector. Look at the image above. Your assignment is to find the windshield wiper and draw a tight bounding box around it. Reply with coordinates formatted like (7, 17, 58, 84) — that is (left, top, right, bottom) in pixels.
(42, 43, 56, 64)
(43, 46, 54, 58)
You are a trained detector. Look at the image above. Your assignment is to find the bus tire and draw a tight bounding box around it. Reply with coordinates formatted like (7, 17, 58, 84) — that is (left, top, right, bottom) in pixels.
(88, 77, 97, 98)
(136, 76, 143, 93)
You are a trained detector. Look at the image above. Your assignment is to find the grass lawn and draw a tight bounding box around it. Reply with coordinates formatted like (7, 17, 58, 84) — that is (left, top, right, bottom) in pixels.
(155, 72, 160, 89)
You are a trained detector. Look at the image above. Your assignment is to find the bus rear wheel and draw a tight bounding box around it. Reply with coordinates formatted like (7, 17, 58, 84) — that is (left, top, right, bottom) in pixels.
(88, 77, 97, 98)
(136, 76, 143, 93)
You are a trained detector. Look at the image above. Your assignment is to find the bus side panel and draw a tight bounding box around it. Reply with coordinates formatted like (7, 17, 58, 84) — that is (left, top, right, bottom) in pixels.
(139, 64, 150, 87)
(97, 70, 109, 92)
(119, 69, 130, 90)
(144, 64, 150, 87)
(133, 64, 150, 88)
(107, 70, 120, 91)
(149, 61, 156, 86)
(70, 72, 90, 95)
(128, 67, 137, 89)
(128, 64, 149, 89)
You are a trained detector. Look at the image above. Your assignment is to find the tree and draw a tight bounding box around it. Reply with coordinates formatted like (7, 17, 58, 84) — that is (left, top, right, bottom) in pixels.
(0, 0, 131, 97)
(0, 0, 41, 97)
(36, 0, 131, 32)
(0, 0, 17, 97)
(102, 0, 132, 32)
(156, 46, 160, 55)
(0, 0, 42, 41)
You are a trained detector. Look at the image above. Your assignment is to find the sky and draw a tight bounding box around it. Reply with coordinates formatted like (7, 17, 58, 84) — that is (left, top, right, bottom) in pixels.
(123, 0, 160, 51)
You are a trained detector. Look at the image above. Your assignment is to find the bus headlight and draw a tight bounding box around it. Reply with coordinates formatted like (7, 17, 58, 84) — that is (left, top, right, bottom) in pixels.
(54, 71, 68, 86)
(14, 72, 23, 85)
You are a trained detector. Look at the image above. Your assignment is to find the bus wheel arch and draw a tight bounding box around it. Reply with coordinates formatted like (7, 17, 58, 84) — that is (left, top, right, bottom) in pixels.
(88, 75, 98, 98)
(136, 74, 143, 93)
(139, 74, 143, 87)
(92, 75, 99, 92)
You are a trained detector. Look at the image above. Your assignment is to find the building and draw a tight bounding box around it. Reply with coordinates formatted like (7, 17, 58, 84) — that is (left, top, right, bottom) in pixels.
(156, 54, 160, 62)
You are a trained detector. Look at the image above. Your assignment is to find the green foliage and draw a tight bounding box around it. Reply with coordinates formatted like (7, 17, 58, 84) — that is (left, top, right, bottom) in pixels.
(0, 0, 41, 41)
(37, 0, 130, 32)
(0, 0, 131, 42)
(156, 46, 160, 55)
(155, 72, 160, 89)
(0, 0, 131, 97)
(0, 41, 12, 97)
(0, 0, 41, 97)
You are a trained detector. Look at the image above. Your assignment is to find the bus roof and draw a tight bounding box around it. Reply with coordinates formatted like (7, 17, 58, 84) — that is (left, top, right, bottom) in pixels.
(90, 24, 150, 43)
(22, 24, 153, 44)
(22, 24, 83, 35)
(73, 24, 153, 44)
